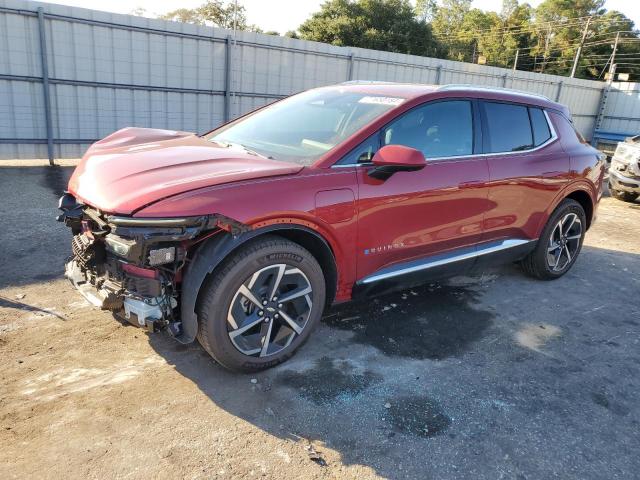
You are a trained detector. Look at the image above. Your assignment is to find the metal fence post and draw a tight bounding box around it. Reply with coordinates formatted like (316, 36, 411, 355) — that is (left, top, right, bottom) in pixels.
(37, 7, 54, 165)
(435, 65, 442, 85)
(555, 81, 563, 102)
(224, 35, 232, 123)
(347, 53, 355, 80)
(502, 74, 508, 87)
(592, 85, 611, 144)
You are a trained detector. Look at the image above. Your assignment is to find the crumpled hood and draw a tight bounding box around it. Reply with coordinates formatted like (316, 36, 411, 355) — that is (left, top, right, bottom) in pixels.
(68, 127, 303, 214)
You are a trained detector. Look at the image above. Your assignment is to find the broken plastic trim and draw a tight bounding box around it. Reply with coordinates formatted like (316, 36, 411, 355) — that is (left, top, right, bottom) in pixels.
(107, 216, 204, 227)
(106, 214, 250, 237)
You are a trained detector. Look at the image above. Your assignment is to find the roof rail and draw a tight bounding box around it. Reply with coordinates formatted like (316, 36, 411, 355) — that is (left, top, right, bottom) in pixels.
(339, 80, 402, 85)
(437, 84, 552, 102)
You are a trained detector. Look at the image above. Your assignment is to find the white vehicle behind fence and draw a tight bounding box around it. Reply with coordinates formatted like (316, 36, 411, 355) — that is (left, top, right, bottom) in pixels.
(609, 136, 640, 203)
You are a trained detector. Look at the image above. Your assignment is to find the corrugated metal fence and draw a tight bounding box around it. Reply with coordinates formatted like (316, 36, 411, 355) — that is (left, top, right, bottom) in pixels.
(1, 0, 639, 161)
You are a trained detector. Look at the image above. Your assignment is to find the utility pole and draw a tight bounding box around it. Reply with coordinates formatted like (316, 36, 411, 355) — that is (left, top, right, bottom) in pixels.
(609, 31, 620, 78)
(570, 16, 592, 78)
(541, 24, 551, 73)
(513, 48, 519, 71)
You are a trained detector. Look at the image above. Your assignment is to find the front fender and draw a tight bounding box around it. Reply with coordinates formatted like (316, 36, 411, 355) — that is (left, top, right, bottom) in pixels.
(177, 224, 335, 344)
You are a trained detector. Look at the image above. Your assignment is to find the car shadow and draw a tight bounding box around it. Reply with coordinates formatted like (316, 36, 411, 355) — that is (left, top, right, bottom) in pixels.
(147, 245, 640, 478)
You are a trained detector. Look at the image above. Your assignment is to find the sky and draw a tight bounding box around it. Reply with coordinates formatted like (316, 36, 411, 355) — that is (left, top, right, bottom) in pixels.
(37, 0, 640, 34)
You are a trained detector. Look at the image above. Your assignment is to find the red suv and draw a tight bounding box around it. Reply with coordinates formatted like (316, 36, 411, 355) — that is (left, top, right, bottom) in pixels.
(58, 82, 604, 371)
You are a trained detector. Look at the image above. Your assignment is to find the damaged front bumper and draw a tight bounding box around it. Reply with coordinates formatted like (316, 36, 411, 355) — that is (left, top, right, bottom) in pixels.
(58, 192, 249, 335)
(65, 259, 123, 310)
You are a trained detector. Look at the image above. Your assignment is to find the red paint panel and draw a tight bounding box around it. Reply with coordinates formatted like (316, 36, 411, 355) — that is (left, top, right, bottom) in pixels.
(68, 128, 303, 214)
(315, 189, 355, 224)
(354, 157, 490, 279)
(481, 138, 570, 241)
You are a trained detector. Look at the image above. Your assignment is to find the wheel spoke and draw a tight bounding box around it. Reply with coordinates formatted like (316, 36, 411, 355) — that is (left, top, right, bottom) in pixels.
(268, 264, 286, 300)
(278, 285, 312, 304)
(563, 213, 577, 233)
(278, 309, 303, 334)
(227, 310, 239, 330)
(238, 284, 263, 309)
(552, 248, 563, 271)
(566, 234, 581, 240)
(259, 319, 273, 357)
(229, 313, 262, 339)
(564, 245, 572, 265)
(547, 242, 560, 253)
(556, 220, 563, 238)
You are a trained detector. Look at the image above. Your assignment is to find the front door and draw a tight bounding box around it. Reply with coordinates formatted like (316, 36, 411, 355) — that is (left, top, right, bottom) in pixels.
(353, 99, 491, 285)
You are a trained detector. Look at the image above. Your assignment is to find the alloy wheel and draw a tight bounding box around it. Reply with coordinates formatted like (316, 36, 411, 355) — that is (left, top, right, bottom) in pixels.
(546, 212, 582, 272)
(227, 264, 313, 357)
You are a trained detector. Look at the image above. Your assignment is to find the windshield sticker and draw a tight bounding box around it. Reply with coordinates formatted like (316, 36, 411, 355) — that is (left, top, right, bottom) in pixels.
(358, 96, 405, 106)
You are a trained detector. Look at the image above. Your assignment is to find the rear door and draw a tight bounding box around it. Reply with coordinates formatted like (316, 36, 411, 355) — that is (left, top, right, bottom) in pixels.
(478, 101, 570, 243)
(350, 99, 492, 283)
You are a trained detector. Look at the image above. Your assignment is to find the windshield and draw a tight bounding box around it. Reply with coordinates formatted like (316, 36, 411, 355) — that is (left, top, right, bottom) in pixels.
(205, 88, 405, 165)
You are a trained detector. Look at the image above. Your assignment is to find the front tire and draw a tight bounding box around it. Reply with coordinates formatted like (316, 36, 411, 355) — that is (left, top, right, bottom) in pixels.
(196, 235, 326, 372)
(521, 199, 586, 280)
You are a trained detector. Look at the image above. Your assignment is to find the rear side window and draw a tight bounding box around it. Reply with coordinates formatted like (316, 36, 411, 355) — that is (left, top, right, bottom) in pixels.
(383, 100, 473, 158)
(483, 102, 533, 153)
(529, 107, 552, 146)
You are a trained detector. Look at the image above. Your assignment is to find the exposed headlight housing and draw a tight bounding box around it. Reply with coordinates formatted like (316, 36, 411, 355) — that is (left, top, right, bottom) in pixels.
(148, 247, 176, 266)
(105, 235, 134, 257)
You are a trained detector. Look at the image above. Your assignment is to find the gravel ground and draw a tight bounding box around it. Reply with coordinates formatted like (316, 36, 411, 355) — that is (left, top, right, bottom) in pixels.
(1, 165, 639, 480)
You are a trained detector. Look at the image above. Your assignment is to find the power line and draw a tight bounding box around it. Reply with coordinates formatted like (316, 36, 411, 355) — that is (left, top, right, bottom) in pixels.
(434, 14, 619, 38)
(434, 16, 632, 42)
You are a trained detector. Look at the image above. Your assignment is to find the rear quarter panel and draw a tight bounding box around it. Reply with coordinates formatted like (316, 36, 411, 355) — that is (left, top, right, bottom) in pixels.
(547, 111, 604, 227)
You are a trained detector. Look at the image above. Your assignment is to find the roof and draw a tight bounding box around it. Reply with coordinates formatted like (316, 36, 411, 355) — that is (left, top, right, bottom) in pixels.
(333, 81, 566, 113)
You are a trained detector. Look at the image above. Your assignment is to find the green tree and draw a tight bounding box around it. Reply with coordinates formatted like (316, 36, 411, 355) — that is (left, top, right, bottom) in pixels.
(432, 0, 533, 67)
(415, 0, 438, 23)
(525, 0, 640, 79)
(159, 0, 256, 30)
(298, 0, 443, 57)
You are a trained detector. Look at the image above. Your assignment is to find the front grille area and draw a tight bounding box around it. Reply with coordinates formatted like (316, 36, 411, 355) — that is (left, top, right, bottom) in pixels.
(71, 234, 97, 269)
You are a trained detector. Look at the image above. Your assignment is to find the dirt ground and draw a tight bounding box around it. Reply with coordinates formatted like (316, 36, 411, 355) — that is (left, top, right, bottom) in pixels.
(1, 165, 639, 480)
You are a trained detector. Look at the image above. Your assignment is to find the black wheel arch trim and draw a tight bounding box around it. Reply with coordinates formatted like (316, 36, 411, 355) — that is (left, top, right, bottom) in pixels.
(176, 224, 336, 344)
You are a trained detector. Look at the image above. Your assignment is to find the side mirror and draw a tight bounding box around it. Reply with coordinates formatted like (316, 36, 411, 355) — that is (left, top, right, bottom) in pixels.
(368, 145, 426, 180)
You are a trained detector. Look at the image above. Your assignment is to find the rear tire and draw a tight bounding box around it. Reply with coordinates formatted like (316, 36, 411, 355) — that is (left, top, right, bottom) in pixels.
(521, 199, 586, 280)
(609, 182, 638, 203)
(196, 235, 326, 372)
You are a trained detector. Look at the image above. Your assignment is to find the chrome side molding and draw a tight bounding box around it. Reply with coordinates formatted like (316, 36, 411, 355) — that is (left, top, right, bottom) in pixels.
(359, 239, 535, 285)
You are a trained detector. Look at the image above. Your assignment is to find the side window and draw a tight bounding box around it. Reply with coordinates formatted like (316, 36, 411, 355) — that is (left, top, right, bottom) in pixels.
(336, 134, 379, 165)
(383, 100, 473, 158)
(529, 107, 552, 146)
(483, 102, 533, 153)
